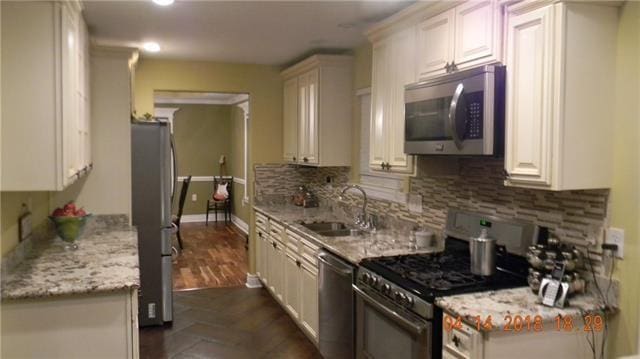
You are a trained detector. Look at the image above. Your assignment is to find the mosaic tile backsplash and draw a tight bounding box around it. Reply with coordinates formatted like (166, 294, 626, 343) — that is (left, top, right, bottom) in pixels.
(254, 158, 609, 255)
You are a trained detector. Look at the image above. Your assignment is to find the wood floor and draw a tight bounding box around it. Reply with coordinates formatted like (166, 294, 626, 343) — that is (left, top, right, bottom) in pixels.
(173, 222, 248, 291)
(139, 287, 322, 359)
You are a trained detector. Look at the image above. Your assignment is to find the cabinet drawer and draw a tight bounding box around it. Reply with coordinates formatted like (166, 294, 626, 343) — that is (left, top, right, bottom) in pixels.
(270, 221, 284, 239)
(300, 238, 320, 267)
(442, 315, 482, 358)
(285, 230, 301, 252)
(256, 212, 269, 229)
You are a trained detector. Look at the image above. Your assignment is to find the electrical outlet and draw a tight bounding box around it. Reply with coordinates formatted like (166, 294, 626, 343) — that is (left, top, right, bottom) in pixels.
(605, 227, 624, 259)
(408, 193, 423, 214)
(191, 193, 197, 202)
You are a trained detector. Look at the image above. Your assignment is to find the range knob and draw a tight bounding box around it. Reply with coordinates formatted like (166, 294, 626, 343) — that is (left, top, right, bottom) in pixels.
(382, 284, 391, 294)
(362, 273, 371, 284)
(405, 296, 414, 307)
(396, 292, 406, 303)
(371, 276, 379, 287)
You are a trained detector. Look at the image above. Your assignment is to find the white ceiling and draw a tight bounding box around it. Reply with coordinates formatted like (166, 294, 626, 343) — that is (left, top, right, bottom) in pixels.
(83, 0, 414, 66)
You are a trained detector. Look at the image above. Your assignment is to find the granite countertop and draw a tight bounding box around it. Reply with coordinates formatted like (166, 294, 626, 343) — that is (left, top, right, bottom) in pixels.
(254, 203, 441, 265)
(1, 215, 140, 300)
(436, 287, 608, 332)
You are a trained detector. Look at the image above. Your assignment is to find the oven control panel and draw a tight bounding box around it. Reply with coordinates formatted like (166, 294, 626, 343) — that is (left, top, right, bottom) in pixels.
(357, 268, 433, 320)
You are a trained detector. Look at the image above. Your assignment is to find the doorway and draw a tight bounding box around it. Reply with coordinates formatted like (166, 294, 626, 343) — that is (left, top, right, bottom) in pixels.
(154, 91, 250, 291)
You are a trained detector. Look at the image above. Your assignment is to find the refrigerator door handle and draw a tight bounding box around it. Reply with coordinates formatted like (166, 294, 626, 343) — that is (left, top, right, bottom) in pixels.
(170, 134, 177, 205)
(161, 256, 173, 322)
(161, 227, 174, 256)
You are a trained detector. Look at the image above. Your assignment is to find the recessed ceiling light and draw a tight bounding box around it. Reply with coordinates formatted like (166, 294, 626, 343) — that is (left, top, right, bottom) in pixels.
(143, 42, 161, 53)
(153, 0, 174, 6)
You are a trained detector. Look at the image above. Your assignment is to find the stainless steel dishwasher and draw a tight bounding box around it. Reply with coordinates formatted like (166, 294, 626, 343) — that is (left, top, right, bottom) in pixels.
(318, 250, 355, 359)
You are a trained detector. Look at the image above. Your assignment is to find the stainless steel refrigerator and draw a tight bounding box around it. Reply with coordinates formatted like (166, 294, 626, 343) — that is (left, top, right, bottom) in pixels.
(131, 120, 176, 327)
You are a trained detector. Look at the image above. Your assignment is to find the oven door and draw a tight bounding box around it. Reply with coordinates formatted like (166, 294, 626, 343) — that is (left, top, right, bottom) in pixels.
(353, 285, 432, 359)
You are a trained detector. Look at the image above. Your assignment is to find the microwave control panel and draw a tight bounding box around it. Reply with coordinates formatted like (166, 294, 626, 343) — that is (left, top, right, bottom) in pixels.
(464, 92, 483, 140)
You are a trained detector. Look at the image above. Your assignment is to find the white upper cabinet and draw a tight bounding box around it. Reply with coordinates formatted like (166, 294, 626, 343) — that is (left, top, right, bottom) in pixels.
(417, 9, 455, 79)
(281, 55, 353, 167)
(504, 1, 617, 190)
(418, 0, 502, 80)
(1, 1, 91, 191)
(282, 77, 299, 162)
(369, 26, 417, 174)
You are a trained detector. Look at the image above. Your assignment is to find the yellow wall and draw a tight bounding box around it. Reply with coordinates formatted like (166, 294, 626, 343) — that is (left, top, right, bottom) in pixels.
(609, 2, 640, 357)
(0, 192, 49, 256)
(229, 105, 250, 223)
(135, 58, 283, 269)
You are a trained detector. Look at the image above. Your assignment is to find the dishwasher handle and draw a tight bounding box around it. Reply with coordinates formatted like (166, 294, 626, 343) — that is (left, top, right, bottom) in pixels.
(318, 251, 353, 276)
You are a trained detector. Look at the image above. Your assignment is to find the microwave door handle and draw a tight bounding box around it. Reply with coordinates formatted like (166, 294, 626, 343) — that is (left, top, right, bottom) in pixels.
(448, 83, 464, 150)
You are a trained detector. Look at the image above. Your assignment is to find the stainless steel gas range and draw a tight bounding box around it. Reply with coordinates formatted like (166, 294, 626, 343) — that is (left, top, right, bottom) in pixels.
(352, 209, 538, 359)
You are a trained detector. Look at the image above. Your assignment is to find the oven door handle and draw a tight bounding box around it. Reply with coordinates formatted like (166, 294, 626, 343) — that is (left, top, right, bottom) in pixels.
(353, 285, 427, 336)
(448, 83, 464, 150)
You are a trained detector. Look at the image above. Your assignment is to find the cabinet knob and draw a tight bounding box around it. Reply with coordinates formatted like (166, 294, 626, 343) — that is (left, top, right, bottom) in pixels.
(293, 156, 297, 162)
(303, 157, 309, 163)
(386, 163, 392, 171)
(380, 163, 385, 169)
(272, 242, 277, 249)
(296, 260, 301, 267)
(445, 62, 450, 72)
(450, 61, 457, 72)
(258, 232, 262, 238)
(452, 334, 461, 347)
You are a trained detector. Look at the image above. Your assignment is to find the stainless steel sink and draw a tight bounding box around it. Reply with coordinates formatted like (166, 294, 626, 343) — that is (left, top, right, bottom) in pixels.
(300, 222, 362, 237)
(319, 229, 363, 237)
(302, 222, 347, 232)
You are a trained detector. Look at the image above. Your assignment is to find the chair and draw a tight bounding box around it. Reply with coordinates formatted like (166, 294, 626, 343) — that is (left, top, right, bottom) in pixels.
(206, 176, 233, 225)
(172, 176, 192, 250)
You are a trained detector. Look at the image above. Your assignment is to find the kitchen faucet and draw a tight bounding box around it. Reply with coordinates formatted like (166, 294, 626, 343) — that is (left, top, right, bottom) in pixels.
(339, 184, 377, 232)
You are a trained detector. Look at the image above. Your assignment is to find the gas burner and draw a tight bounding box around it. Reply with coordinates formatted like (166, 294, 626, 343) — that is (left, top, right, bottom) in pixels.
(360, 238, 529, 301)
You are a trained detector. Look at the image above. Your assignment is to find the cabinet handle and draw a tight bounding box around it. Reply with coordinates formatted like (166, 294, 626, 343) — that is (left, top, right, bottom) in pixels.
(296, 260, 301, 267)
(303, 157, 309, 163)
(452, 334, 461, 347)
(451, 61, 457, 72)
(445, 62, 450, 72)
(380, 163, 385, 170)
(293, 156, 297, 162)
(258, 232, 262, 238)
(386, 163, 392, 171)
(272, 242, 277, 249)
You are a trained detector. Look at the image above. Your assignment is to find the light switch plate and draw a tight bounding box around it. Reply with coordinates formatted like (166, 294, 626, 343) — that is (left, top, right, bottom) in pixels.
(191, 193, 197, 202)
(19, 211, 33, 242)
(606, 227, 624, 259)
(408, 193, 423, 214)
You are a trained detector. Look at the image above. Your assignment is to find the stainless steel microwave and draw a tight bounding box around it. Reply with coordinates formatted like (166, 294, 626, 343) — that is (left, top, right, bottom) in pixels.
(404, 64, 505, 156)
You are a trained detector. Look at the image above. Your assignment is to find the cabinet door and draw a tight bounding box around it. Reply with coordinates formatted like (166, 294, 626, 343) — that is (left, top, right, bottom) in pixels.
(298, 69, 319, 165)
(284, 252, 301, 320)
(283, 77, 299, 162)
(60, 4, 80, 186)
(387, 26, 416, 173)
(255, 227, 265, 280)
(300, 262, 319, 342)
(417, 9, 455, 79)
(454, 0, 501, 70)
(504, 4, 555, 187)
(369, 40, 391, 170)
(272, 240, 285, 302)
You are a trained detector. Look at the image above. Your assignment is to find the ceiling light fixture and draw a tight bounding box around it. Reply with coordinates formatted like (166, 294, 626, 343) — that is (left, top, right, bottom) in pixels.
(142, 42, 161, 53)
(152, 0, 174, 6)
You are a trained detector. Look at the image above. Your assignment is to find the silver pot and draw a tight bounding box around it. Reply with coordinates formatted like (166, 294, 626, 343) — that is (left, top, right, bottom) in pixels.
(470, 229, 496, 276)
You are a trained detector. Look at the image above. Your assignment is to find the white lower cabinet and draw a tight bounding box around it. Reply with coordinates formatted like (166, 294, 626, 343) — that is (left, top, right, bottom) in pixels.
(442, 310, 604, 358)
(2, 289, 139, 358)
(299, 261, 319, 342)
(253, 211, 320, 345)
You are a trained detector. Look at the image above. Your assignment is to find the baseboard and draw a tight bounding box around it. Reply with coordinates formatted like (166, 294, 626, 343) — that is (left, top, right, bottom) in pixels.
(245, 273, 262, 288)
(180, 214, 209, 223)
(231, 215, 249, 234)
(179, 213, 249, 234)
